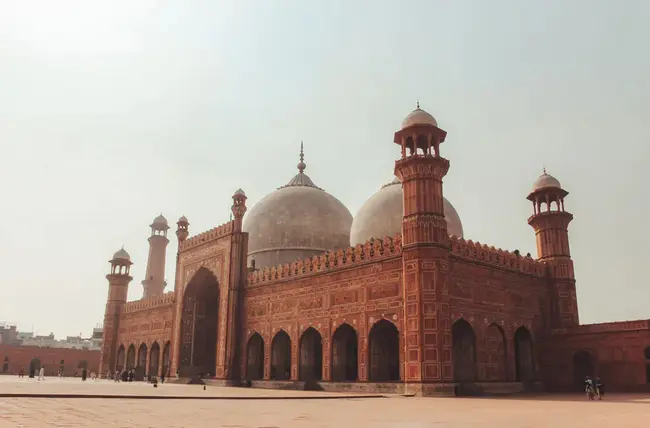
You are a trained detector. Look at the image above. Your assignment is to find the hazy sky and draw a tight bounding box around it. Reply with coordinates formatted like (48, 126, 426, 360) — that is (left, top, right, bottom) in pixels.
(1, 1, 648, 338)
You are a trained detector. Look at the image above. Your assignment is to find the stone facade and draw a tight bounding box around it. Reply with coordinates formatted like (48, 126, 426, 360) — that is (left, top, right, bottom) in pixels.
(0, 344, 99, 376)
(100, 108, 650, 394)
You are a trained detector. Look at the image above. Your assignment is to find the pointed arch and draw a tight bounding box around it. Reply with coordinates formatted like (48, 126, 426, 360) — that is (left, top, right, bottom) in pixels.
(270, 330, 291, 380)
(452, 318, 476, 382)
(115, 344, 125, 372)
(162, 341, 171, 377)
(126, 344, 136, 370)
(573, 350, 594, 388)
(514, 326, 535, 382)
(149, 342, 160, 377)
(331, 323, 358, 382)
(179, 267, 220, 377)
(484, 323, 507, 381)
(3, 356, 9, 373)
(299, 327, 323, 381)
(29, 358, 41, 377)
(368, 319, 400, 381)
(246, 333, 264, 380)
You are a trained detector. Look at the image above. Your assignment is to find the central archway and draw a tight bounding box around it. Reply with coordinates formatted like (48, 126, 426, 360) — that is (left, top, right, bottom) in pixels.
(368, 319, 400, 382)
(246, 333, 264, 380)
(178, 267, 220, 377)
(573, 350, 594, 388)
(271, 330, 291, 380)
(331, 323, 358, 381)
(299, 327, 323, 381)
(452, 319, 476, 382)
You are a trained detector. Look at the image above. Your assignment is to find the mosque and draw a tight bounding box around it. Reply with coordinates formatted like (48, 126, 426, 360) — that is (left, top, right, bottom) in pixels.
(99, 105, 650, 395)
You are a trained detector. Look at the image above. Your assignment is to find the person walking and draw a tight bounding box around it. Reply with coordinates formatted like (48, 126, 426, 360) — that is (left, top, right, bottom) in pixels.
(38, 367, 45, 381)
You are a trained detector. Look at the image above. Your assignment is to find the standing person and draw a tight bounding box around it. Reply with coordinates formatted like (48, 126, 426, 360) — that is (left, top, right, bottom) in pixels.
(160, 372, 165, 384)
(81, 368, 87, 381)
(38, 367, 45, 381)
(596, 377, 605, 400)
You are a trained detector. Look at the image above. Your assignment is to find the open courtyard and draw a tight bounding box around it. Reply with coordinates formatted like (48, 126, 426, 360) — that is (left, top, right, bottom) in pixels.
(0, 377, 649, 428)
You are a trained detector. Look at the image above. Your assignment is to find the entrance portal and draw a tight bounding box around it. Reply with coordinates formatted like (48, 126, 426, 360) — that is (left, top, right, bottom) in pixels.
(514, 327, 535, 382)
(368, 319, 400, 381)
(573, 350, 594, 389)
(271, 330, 291, 380)
(246, 333, 264, 380)
(299, 327, 323, 381)
(149, 342, 160, 378)
(452, 319, 476, 382)
(178, 267, 220, 377)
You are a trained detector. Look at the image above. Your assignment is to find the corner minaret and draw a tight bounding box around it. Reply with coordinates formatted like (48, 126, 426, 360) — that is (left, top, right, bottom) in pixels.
(99, 248, 133, 376)
(527, 170, 578, 328)
(393, 104, 453, 393)
(141, 214, 170, 299)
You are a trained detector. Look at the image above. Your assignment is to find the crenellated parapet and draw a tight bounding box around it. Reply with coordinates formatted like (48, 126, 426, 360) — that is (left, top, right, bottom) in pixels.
(449, 235, 546, 276)
(550, 319, 650, 336)
(247, 234, 403, 286)
(179, 221, 234, 252)
(122, 291, 175, 314)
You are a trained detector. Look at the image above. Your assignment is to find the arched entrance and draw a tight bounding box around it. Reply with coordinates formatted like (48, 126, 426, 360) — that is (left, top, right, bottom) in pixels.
(126, 345, 136, 370)
(149, 342, 160, 378)
(162, 342, 171, 377)
(368, 319, 400, 381)
(2, 356, 9, 373)
(645, 346, 650, 384)
(331, 323, 358, 381)
(29, 358, 41, 378)
(179, 267, 220, 377)
(514, 327, 535, 382)
(246, 333, 264, 380)
(573, 350, 595, 388)
(299, 327, 323, 381)
(452, 319, 476, 382)
(484, 323, 507, 381)
(116, 345, 125, 372)
(271, 330, 291, 380)
(137, 343, 147, 379)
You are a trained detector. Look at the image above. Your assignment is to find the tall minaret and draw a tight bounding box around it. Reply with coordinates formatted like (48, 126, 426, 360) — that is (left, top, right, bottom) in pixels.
(141, 214, 169, 299)
(527, 170, 578, 328)
(393, 103, 453, 392)
(99, 248, 133, 375)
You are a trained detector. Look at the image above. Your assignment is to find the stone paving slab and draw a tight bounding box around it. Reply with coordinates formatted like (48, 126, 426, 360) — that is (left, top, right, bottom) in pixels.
(1, 378, 649, 428)
(0, 377, 382, 399)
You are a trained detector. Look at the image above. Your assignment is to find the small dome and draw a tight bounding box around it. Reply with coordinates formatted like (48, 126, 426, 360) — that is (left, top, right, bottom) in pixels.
(112, 247, 131, 261)
(350, 178, 463, 246)
(153, 214, 168, 225)
(532, 170, 562, 192)
(234, 188, 246, 197)
(402, 104, 438, 129)
(178, 215, 188, 224)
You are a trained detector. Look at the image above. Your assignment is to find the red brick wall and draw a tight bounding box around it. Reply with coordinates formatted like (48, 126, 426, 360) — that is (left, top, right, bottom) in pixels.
(540, 321, 650, 391)
(0, 345, 100, 376)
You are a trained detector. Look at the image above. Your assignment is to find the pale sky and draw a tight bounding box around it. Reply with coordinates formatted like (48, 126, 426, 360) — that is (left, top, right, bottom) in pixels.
(0, 0, 648, 338)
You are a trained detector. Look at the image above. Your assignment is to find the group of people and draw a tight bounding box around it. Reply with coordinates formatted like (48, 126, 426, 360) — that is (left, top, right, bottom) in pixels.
(584, 376, 605, 400)
(107, 368, 166, 384)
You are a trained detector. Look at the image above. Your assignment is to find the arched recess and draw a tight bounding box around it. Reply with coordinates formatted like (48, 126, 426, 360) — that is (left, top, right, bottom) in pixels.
(452, 318, 477, 382)
(179, 267, 220, 377)
(270, 330, 291, 380)
(299, 327, 323, 381)
(484, 323, 507, 381)
(126, 344, 136, 369)
(573, 350, 595, 388)
(162, 341, 171, 377)
(149, 342, 160, 377)
(29, 358, 41, 377)
(246, 333, 264, 380)
(368, 319, 400, 382)
(116, 345, 126, 372)
(331, 323, 358, 382)
(644, 346, 650, 384)
(514, 326, 535, 382)
(3, 356, 9, 373)
(136, 343, 147, 379)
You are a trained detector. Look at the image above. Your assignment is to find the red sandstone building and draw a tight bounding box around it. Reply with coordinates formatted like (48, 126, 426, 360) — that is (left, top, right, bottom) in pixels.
(0, 345, 99, 377)
(99, 106, 650, 394)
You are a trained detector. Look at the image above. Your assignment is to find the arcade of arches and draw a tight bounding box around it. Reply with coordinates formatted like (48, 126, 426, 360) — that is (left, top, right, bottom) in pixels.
(179, 267, 220, 377)
(245, 319, 536, 384)
(113, 341, 171, 378)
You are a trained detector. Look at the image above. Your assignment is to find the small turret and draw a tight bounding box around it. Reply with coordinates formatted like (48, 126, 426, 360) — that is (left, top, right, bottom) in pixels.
(231, 189, 247, 232)
(176, 215, 189, 242)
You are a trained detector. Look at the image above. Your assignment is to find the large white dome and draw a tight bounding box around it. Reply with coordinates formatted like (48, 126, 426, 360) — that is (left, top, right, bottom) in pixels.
(350, 178, 463, 246)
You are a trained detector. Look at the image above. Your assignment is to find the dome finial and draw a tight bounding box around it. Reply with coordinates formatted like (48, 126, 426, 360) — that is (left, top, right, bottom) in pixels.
(297, 141, 306, 173)
(543, 165, 547, 174)
(416, 100, 420, 109)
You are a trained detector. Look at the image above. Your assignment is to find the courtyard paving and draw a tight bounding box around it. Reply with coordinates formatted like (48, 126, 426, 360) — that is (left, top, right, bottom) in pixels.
(1, 377, 649, 427)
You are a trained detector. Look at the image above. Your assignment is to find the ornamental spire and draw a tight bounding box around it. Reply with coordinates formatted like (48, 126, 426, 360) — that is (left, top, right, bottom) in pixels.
(297, 141, 306, 173)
